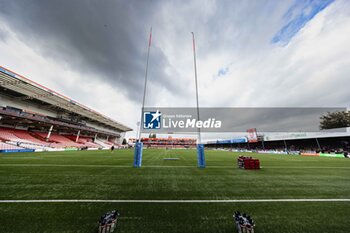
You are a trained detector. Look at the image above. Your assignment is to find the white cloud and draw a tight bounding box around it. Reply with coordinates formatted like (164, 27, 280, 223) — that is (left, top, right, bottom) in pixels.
(197, 0, 350, 109)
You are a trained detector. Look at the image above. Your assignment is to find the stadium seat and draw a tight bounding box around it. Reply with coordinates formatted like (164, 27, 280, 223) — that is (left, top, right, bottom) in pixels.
(34, 132, 85, 148)
(0, 128, 50, 147)
(0, 141, 25, 150)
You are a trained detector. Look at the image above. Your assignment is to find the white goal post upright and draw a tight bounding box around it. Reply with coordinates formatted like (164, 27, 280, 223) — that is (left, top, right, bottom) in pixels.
(139, 27, 152, 142)
(134, 29, 205, 168)
(134, 27, 152, 168)
(191, 32, 206, 168)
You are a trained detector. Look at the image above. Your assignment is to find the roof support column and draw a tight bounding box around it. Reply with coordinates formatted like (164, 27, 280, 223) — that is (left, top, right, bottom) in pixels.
(315, 137, 321, 151)
(284, 140, 288, 152)
(76, 130, 80, 143)
(46, 125, 53, 142)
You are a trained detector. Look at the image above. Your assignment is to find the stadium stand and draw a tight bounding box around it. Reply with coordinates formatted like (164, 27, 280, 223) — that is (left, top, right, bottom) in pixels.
(0, 66, 131, 152)
(129, 137, 197, 149)
(206, 132, 350, 157)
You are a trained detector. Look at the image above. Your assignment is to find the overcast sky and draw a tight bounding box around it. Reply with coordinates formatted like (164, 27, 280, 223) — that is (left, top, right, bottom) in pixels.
(0, 0, 349, 139)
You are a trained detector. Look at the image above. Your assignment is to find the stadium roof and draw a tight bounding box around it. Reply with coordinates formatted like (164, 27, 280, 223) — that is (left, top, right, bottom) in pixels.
(0, 66, 132, 132)
(263, 129, 350, 141)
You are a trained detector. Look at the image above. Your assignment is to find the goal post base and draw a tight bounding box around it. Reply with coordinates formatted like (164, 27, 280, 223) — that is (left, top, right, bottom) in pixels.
(197, 144, 206, 168)
(133, 142, 143, 167)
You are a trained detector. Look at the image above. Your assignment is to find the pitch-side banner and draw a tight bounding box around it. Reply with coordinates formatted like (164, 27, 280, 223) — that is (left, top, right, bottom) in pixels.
(247, 128, 258, 142)
(140, 107, 346, 133)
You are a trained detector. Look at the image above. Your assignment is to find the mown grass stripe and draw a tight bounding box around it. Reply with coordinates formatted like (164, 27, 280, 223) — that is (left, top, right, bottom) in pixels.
(0, 164, 349, 169)
(1, 199, 350, 203)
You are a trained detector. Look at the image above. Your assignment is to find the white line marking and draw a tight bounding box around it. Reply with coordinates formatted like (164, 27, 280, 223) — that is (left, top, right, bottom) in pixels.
(0, 164, 194, 168)
(0, 164, 130, 168)
(0, 199, 350, 203)
(262, 166, 350, 169)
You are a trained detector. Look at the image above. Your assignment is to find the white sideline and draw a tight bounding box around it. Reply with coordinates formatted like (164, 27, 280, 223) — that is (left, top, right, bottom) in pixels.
(0, 199, 350, 203)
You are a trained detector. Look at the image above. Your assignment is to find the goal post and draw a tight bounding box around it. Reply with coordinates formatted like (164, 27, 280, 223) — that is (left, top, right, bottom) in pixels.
(134, 29, 205, 168)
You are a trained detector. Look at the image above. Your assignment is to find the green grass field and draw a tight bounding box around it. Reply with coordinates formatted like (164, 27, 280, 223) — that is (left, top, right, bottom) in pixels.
(0, 149, 350, 233)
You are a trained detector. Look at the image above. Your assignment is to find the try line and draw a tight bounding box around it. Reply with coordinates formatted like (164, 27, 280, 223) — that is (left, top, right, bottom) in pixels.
(1, 199, 350, 203)
(0, 164, 349, 169)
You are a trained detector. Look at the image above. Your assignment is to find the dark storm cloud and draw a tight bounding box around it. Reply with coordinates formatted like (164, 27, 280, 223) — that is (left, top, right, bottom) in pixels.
(0, 0, 185, 102)
(0, 26, 8, 42)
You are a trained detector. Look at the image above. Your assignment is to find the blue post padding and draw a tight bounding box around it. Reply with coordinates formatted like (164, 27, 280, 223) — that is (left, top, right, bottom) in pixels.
(197, 144, 206, 168)
(0, 149, 35, 153)
(133, 142, 143, 167)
